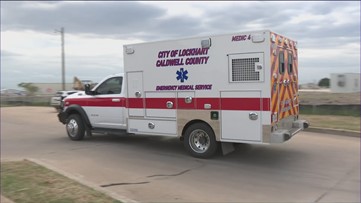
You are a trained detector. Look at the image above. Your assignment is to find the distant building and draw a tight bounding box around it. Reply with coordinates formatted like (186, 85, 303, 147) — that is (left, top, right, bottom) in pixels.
(330, 73, 360, 93)
(31, 83, 74, 95)
(29, 77, 95, 95)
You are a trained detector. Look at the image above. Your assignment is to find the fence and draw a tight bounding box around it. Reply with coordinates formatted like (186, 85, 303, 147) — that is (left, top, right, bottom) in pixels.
(299, 104, 360, 117)
(1, 96, 52, 106)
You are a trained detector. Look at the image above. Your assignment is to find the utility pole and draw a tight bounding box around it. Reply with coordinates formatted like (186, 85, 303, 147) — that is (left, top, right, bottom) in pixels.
(55, 27, 65, 90)
(61, 27, 65, 91)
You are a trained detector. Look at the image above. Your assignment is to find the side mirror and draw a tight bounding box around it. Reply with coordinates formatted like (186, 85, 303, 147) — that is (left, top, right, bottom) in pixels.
(84, 84, 96, 95)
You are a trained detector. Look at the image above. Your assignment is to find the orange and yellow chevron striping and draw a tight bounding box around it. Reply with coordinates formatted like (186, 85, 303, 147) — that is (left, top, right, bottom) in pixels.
(270, 32, 299, 125)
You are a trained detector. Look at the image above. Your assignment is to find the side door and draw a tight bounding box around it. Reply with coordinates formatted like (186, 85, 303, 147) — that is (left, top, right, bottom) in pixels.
(220, 52, 264, 142)
(126, 71, 144, 117)
(221, 91, 262, 142)
(85, 76, 126, 129)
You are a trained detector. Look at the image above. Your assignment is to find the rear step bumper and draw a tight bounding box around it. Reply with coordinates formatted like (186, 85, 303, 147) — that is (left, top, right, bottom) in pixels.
(270, 120, 309, 143)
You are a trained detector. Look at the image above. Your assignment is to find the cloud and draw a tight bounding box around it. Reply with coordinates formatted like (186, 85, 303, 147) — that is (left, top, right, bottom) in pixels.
(1, 1, 166, 39)
(1, 1, 360, 88)
(2, 1, 359, 41)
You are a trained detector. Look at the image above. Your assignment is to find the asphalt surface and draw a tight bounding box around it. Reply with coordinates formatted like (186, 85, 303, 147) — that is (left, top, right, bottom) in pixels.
(1, 107, 360, 202)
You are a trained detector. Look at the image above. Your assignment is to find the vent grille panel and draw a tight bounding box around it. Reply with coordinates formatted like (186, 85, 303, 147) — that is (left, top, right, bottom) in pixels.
(232, 58, 260, 81)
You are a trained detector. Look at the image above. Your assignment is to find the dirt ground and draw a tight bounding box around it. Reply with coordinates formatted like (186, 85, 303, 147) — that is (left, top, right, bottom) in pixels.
(300, 114, 360, 131)
(299, 91, 360, 105)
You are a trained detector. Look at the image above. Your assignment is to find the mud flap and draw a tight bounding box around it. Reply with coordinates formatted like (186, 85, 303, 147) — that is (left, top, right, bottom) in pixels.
(221, 142, 235, 155)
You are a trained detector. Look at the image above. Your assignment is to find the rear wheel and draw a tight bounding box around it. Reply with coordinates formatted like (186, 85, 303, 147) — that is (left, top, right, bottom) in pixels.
(66, 114, 85, 141)
(184, 123, 218, 158)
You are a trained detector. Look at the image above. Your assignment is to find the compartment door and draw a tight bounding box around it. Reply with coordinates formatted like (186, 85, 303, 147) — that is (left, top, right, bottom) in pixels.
(127, 71, 144, 117)
(221, 91, 261, 142)
(145, 92, 176, 118)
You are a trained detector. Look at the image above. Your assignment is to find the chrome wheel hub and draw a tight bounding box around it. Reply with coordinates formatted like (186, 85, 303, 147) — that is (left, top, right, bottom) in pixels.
(189, 129, 210, 153)
(66, 119, 78, 137)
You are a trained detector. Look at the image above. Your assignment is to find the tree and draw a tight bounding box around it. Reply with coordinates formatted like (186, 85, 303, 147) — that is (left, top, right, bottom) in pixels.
(18, 83, 39, 96)
(318, 78, 330, 87)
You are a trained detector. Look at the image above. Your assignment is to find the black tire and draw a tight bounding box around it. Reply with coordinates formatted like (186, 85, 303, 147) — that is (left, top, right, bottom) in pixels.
(66, 114, 85, 141)
(184, 123, 218, 158)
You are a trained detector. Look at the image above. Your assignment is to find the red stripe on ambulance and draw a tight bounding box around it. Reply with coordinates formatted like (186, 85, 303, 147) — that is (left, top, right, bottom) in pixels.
(66, 97, 270, 111)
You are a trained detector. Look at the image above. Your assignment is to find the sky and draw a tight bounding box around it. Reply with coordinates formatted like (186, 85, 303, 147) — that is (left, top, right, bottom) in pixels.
(1, 1, 360, 89)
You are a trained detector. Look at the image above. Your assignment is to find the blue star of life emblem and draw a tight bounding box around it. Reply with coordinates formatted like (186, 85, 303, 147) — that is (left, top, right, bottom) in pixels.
(176, 68, 188, 83)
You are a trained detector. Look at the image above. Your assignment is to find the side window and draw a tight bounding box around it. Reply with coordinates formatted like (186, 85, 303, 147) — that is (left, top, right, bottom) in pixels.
(95, 77, 122, 95)
(288, 53, 293, 73)
(279, 51, 285, 74)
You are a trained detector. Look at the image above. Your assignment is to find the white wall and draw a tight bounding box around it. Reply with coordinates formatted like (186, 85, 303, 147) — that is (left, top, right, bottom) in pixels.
(330, 73, 360, 93)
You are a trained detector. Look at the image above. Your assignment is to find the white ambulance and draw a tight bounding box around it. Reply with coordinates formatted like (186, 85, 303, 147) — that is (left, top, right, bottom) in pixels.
(58, 30, 309, 158)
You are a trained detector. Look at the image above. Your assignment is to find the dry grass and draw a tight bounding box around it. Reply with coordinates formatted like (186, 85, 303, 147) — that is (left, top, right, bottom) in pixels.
(300, 114, 360, 132)
(299, 91, 360, 105)
(1, 160, 121, 203)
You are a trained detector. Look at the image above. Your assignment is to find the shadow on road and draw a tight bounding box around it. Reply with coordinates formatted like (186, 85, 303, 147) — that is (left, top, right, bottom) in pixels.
(60, 133, 307, 168)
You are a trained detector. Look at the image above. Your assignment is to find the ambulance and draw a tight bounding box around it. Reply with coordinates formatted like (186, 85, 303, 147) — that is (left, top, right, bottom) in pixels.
(58, 30, 309, 158)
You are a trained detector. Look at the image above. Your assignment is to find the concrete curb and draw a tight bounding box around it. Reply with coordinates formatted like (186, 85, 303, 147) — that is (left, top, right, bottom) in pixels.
(27, 158, 138, 203)
(304, 127, 360, 137)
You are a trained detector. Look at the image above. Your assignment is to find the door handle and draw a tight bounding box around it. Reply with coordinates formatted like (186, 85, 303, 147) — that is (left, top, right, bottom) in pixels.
(249, 112, 258, 120)
(283, 79, 290, 86)
(135, 91, 141, 98)
(166, 101, 173, 109)
(185, 96, 192, 104)
(112, 98, 120, 102)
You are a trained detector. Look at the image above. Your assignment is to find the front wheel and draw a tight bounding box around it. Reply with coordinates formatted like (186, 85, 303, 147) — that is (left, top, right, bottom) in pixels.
(184, 123, 218, 158)
(66, 114, 85, 141)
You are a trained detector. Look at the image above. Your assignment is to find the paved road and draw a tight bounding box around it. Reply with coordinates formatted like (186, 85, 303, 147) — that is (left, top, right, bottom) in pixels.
(1, 107, 360, 202)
